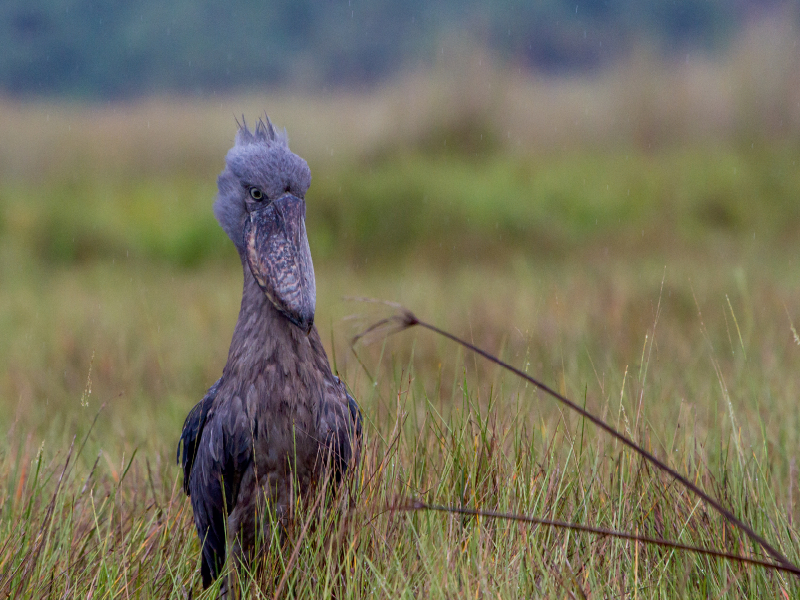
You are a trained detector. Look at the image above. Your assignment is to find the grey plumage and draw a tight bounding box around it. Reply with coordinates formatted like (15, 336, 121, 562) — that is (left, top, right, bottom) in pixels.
(178, 117, 361, 590)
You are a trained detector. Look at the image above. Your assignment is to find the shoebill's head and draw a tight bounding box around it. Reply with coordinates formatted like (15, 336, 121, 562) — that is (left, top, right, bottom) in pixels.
(214, 117, 315, 334)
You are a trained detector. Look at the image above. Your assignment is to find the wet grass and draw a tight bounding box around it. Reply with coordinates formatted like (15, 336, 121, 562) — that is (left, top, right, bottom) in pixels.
(2, 244, 800, 597)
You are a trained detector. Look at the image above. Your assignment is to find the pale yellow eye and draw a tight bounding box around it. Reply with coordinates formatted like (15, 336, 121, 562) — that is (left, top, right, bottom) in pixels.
(249, 187, 264, 201)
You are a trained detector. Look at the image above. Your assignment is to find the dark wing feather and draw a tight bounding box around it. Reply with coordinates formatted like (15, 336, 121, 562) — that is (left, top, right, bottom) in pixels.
(347, 392, 362, 446)
(330, 390, 362, 484)
(186, 391, 253, 588)
(177, 378, 222, 495)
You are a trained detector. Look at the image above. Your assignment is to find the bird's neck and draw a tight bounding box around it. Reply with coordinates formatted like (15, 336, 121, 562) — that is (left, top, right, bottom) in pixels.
(222, 263, 331, 380)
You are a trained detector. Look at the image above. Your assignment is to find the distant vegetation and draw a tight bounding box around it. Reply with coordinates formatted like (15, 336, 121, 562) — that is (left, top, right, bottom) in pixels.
(1, 0, 795, 97)
(1, 29, 798, 269)
(5, 144, 797, 271)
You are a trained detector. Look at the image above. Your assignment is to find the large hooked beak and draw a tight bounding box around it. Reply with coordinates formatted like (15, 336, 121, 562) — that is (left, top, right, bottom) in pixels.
(244, 194, 316, 334)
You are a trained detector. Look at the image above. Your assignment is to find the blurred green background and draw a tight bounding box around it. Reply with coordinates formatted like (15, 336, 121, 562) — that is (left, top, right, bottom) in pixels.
(0, 0, 772, 98)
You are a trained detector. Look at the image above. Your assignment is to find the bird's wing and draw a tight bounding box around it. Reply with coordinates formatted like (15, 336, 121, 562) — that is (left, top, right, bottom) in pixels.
(343, 390, 363, 475)
(177, 377, 222, 494)
(322, 379, 362, 484)
(185, 389, 254, 587)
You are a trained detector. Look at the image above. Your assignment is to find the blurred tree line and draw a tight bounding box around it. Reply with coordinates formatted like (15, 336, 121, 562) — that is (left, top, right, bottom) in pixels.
(0, 0, 791, 98)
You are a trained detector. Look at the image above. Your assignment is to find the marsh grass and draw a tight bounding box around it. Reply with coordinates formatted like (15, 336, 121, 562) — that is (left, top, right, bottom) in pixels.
(2, 256, 799, 597)
(2, 359, 799, 598)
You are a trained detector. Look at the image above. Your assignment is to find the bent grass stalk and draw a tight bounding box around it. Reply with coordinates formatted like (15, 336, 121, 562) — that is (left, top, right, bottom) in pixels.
(353, 306, 800, 578)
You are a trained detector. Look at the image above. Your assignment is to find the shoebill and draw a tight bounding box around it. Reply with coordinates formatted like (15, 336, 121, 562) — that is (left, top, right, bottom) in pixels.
(177, 117, 361, 590)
